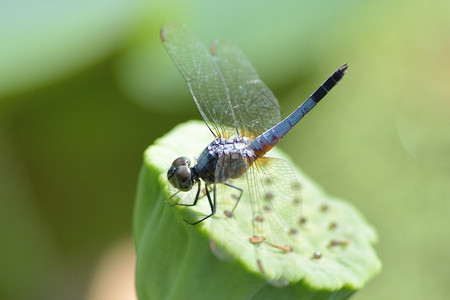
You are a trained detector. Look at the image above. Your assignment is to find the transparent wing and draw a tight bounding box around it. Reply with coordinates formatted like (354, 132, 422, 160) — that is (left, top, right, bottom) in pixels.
(246, 157, 302, 254)
(161, 22, 237, 138)
(212, 39, 281, 138)
(173, 154, 303, 278)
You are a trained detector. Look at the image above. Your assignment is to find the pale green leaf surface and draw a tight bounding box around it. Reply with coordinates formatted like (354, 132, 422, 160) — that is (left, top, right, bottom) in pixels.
(134, 120, 381, 299)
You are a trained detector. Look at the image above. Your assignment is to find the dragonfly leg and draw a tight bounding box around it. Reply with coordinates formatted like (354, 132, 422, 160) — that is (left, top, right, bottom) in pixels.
(183, 183, 217, 225)
(222, 182, 243, 217)
(167, 190, 182, 206)
(174, 181, 202, 207)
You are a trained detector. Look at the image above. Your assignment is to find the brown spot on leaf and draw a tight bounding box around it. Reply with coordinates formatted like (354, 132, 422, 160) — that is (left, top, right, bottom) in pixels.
(329, 222, 338, 230)
(224, 210, 233, 218)
(250, 236, 265, 244)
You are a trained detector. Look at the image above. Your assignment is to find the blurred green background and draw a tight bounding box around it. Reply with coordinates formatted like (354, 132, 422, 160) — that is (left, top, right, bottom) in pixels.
(1, 0, 449, 299)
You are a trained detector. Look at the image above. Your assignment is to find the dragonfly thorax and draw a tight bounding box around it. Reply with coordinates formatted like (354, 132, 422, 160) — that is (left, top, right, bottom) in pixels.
(194, 136, 256, 184)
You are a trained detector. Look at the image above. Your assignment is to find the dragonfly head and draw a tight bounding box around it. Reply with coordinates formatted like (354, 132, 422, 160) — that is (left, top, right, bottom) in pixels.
(167, 157, 194, 192)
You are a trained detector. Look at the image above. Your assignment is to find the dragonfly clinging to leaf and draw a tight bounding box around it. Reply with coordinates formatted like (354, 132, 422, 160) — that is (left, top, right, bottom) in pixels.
(161, 22, 347, 278)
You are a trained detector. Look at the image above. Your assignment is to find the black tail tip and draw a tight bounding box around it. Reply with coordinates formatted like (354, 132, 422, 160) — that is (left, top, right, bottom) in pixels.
(340, 63, 348, 73)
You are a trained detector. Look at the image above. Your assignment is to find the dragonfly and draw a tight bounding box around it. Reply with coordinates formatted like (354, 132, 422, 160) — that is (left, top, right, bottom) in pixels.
(161, 23, 347, 278)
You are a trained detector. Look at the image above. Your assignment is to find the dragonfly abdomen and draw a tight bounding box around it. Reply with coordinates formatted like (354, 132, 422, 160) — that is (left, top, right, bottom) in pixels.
(251, 64, 348, 156)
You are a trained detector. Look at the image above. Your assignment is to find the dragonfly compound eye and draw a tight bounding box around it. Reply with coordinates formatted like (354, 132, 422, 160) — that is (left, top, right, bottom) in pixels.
(167, 157, 193, 191)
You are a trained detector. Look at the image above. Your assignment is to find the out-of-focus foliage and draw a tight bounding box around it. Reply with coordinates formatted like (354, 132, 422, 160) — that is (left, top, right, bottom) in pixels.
(0, 0, 141, 101)
(0, 0, 448, 299)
